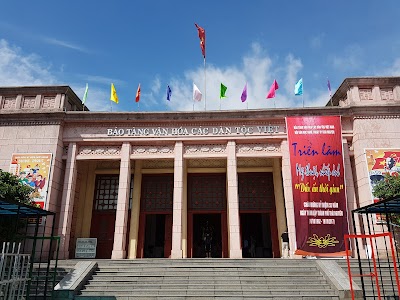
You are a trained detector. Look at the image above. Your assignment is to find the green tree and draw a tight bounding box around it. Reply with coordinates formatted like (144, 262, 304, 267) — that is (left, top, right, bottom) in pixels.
(0, 169, 34, 242)
(372, 173, 400, 225)
(372, 173, 400, 200)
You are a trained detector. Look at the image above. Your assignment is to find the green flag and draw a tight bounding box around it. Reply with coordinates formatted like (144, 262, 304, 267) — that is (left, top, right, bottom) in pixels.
(220, 83, 227, 99)
(82, 83, 88, 104)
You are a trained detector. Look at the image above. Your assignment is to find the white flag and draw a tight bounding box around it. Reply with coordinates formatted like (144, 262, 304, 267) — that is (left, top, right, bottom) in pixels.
(193, 83, 202, 101)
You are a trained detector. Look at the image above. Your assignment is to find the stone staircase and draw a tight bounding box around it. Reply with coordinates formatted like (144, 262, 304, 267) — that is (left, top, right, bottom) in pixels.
(29, 261, 76, 299)
(67, 259, 341, 299)
(335, 259, 400, 299)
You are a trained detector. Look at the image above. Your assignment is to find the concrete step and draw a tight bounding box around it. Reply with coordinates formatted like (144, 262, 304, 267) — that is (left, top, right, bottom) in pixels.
(75, 294, 339, 300)
(79, 289, 338, 296)
(56, 259, 340, 299)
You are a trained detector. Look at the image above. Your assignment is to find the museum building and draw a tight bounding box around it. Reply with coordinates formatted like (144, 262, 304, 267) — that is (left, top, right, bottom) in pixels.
(0, 77, 400, 260)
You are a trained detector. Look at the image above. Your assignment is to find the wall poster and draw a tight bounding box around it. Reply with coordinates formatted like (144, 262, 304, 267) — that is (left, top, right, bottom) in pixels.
(286, 116, 348, 256)
(365, 149, 400, 222)
(9, 153, 53, 211)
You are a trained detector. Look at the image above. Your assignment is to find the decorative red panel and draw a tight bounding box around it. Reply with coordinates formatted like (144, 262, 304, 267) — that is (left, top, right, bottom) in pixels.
(140, 174, 173, 212)
(238, 173, 275, 211)
(188, 174, 226, 211)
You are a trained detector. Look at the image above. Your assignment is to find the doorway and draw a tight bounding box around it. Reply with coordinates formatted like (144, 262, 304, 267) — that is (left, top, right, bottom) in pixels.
(90, 174, 119, 259)
(143, 214, 172, 258)
(240, 213, 275, 258)
(192, 213, 222, 258)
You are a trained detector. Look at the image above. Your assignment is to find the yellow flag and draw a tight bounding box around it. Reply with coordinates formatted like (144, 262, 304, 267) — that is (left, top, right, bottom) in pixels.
(110, 83, 119, 104)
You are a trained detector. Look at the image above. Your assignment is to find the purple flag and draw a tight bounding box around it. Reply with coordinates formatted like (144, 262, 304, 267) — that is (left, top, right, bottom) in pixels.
(241, 83, 247, 102)
(327, 79, 332, 97)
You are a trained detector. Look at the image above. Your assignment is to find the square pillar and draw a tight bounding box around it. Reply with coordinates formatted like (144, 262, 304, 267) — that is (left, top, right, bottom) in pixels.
(226, 141, 242, 258)
(273, 158, 287, 258)
(128, 160, 142, 259)
(111, 142, 132, 259)
(281, 140, 297, 257)
(171, 141, 184, 258)
(58, 142, 78, 259)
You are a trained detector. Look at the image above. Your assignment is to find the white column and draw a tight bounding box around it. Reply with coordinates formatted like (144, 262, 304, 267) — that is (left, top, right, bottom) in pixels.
(171, 141, 184, 258)
(342, 139, 363, 258)
(128, 160, 142, 258)
(273, 158, 287, 257)
(58, 142, 78, 259)
(281, 140, 297, 256)
(226, 141, 242, 258)
(111, 142, 132, 259)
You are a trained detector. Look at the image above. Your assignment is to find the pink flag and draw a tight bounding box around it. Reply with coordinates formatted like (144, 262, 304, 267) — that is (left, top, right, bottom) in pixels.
(266, 79, 279, 99)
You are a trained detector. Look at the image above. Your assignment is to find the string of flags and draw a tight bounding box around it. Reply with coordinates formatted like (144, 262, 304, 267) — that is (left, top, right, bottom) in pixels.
(81, 22, 334, 108)
(82, 78, 332, 107)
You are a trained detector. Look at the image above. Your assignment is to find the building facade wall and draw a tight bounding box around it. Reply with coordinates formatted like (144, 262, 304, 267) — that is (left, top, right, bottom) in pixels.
(1, 78, 400, 259)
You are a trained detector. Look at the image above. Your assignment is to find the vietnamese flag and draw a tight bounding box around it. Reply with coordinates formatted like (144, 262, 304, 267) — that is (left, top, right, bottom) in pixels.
(195, 23, 206, 58)
(136, 84, 141, 103)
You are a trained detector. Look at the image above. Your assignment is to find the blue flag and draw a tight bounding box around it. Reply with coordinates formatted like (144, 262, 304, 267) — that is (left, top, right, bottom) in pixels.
(167, 85, 172, 101)
(294, 78, 303, 96)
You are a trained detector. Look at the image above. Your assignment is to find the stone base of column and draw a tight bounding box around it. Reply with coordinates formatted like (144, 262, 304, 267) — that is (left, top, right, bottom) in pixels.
(229, 249, 242, 259)
(111, 250, 126, 259)
(170, 250, 183, 259)
(58, 250, 69, 260)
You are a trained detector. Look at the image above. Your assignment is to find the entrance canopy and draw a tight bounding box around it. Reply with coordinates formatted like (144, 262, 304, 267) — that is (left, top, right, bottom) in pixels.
(352, 197, 400, 214)
(0, 198, 54, 217)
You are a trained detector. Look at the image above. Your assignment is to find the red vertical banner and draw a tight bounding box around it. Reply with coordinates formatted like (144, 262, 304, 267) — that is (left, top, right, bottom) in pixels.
(286, 116, 348, 256)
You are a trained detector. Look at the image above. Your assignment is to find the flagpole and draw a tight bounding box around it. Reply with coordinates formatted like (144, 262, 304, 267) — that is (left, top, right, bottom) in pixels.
(204, 57, 207, 111)
(110, 101, 112, 112)
(303, 79, 304, 107)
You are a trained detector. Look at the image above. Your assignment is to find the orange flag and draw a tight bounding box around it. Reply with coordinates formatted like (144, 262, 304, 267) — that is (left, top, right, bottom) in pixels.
(136, 84, 141, 102)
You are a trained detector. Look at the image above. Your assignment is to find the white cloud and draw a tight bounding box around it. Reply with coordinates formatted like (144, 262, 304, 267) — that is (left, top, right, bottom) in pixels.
(379, 58, 400, 76)
(0, 39, 56, 86)
(42, 37, 89, 54)
(330, 45, 363, 71)
(153, 43, 323, 112)
(310, 34, 325, 50)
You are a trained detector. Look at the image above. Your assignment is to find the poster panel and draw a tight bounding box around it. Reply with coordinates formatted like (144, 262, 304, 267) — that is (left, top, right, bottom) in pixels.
(365, 149, 400, 222)
(286, 116, 348, 256)
(9, 153, 53, 210)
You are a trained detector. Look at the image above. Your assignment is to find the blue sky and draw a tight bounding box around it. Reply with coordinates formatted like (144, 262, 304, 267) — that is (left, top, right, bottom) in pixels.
(1, 1, 399, 112)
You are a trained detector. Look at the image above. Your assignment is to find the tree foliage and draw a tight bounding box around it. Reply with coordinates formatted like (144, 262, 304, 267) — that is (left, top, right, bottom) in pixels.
(0, 169, 34, 204)
(372, 173, 400, 200)
(372, 173, 400, 226)
(0, 170, 34, 242)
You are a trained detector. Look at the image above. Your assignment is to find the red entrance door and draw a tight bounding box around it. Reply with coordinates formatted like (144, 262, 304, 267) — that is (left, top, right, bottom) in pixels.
(90, 211, 116, 258)
(137, 213, 173, 258)
(187, 174, 228, 258)
(89, 174, 119, 259)
(137, 174, 174, 258)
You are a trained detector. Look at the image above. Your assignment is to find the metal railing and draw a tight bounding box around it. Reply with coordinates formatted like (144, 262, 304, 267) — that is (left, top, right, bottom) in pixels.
(0, 242, 31, 300)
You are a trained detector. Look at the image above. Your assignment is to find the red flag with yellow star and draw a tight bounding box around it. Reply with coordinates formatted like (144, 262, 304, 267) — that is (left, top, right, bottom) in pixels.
(195, 23, 206, 58)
